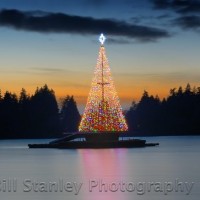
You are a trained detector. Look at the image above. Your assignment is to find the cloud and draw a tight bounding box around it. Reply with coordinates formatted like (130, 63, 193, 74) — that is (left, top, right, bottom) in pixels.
(151, 0, 200, 14)
(177, 0, 200, 14)
(0, 9, 170, 42)
(114, 71, 200, 82)
(151, 1, 200, 31)
(84, 0, 108, 6)
(30, 67, 66, 73)
(151, 0, 172, 9)
(172, 15, 200, 30)
(106, 38, 131, 44)
(156, 14, 171, 19)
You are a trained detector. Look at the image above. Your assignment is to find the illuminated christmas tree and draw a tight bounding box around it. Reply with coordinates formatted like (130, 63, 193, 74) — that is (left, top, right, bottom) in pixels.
(79, 34, 128, 132)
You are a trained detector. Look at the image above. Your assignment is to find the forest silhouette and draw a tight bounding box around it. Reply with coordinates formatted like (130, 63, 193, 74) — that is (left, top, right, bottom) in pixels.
(0, 85, 80, 139)
(126, 83, 200, 136)
(0, 83, 200, 139)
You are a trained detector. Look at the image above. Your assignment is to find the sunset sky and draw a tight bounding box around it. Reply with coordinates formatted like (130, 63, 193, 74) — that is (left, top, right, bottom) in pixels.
(0, 0, 200, 112)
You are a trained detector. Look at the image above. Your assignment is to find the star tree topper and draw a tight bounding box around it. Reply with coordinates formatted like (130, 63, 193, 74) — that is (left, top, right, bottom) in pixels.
(99, 33, 106, 45)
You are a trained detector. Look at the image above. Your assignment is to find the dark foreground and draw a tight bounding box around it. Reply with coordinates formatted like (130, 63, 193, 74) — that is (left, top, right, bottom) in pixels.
(28, 132, 159, 149)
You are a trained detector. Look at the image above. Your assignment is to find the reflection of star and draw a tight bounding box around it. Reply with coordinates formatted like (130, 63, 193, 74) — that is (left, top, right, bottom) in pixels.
(99, 33, 106, 45)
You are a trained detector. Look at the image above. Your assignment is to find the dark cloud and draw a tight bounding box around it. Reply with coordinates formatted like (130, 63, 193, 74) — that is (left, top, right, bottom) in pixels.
(156, 14, 171, 19)
(152, 0, 172, 9)
(106, 38, 131, 44)
(0, 9, 170, 42)
(173, 15, 200, 29)
(84, 0, 108, 6)
(151, 0, 200, 14)
(151, 1, 200, 31)
(130, 17, 141, 24)
(177, 0, 200, 14)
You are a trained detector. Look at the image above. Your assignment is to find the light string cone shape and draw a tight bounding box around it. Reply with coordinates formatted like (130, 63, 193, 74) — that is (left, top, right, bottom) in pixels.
(79, 34, 128, 132)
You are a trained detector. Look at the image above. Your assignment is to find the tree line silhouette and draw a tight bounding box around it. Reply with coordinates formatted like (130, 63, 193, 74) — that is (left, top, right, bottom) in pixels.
(0, 85, 80, 139)
(0, 83, 200, 139)
(126, 84, 200, 136)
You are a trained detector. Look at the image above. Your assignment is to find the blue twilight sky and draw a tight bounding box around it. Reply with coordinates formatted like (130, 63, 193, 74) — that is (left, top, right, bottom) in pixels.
(0, 0, 200, 112)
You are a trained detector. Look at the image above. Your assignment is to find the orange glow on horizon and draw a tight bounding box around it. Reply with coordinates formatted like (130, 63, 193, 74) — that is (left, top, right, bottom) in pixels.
(1, 70, 199, 110)
(0, 82, 193, 106)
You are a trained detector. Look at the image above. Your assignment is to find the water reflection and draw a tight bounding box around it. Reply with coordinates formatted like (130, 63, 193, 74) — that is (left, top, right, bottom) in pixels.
(78, 149, 129, 200)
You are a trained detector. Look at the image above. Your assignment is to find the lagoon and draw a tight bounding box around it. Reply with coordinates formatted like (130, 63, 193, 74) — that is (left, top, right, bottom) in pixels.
(0, 136, 200, 200)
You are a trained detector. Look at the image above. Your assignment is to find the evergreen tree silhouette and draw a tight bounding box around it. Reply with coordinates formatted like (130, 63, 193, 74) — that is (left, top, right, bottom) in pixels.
(18, 88, 31, 137)
(60, 95, 81, 133)
(29, 84, 60, 138)
(0, 91, 19, 138)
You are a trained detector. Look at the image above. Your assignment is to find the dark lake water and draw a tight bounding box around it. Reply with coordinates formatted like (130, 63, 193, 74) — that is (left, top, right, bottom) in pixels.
(0, 136, 200, 200)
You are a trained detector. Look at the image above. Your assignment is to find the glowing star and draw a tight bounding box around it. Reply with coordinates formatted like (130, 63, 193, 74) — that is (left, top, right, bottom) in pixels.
(99, 33, 106, 45)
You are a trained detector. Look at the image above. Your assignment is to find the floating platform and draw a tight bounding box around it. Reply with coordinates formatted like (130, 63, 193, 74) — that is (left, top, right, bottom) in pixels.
(28, 132, 159, 149)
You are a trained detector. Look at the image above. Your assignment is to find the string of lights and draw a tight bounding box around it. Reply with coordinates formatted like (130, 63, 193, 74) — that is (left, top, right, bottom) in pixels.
(79, 34, 128, 132)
